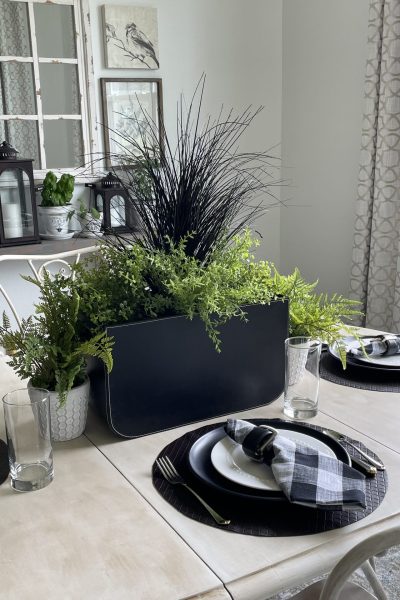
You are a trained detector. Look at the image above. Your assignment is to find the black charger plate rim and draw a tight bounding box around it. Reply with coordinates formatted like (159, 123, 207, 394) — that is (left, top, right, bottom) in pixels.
(328, 344, 400, 372)
(187, 419, 351, 503)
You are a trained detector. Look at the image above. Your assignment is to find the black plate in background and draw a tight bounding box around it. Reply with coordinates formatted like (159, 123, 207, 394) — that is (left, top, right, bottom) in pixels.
(187, 419, 350, 503)
(345, 353, 400, 371)
(328, 345, 400, 372)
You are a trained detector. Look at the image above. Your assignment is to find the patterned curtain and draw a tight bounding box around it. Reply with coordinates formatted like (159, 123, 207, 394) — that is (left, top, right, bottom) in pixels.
(350, 0, 400, 331)
(0, 0, 39, 167)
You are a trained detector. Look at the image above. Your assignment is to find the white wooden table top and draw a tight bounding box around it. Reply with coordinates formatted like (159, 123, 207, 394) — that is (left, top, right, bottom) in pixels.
(1, 335, 399, 600)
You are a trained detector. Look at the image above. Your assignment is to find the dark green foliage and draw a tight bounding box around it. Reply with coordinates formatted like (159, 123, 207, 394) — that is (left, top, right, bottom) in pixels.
(41, 171, 75, 207)
(0, 272, 113, 406)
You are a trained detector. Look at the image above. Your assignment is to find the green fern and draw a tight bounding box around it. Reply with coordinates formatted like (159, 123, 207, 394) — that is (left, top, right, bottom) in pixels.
(0, 271, 113, 406)
(71, 230, 362, 362)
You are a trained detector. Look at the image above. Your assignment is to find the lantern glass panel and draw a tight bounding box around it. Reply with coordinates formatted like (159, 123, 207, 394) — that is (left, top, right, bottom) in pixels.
(110, 195, 126, 228)
(96, 194, 104, 212)
(0, 168, 34, 239)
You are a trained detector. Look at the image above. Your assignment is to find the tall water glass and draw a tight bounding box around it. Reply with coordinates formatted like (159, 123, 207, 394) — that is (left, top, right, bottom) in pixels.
(283, 337, 322, 419)
(2, 388, 53, 492)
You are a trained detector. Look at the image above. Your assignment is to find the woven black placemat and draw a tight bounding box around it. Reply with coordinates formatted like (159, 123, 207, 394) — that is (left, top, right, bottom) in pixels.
(0, 439, 9, 486)
(320, 352, 400, 393)
(152, 419, 388, 536)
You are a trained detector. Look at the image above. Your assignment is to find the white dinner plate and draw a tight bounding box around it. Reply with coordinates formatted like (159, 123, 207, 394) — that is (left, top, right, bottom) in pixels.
(210, 429, 336, 492)
(330, 336, 400, 368)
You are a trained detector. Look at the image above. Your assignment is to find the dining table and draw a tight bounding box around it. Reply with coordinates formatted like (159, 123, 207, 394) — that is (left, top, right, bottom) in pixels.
(0, 328, 399, 600)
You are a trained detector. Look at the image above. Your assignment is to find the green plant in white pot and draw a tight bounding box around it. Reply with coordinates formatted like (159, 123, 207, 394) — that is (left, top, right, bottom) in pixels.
(38, 171, 75, 239)
(76, 199, 103, 238)
(0, 271, 113, 441)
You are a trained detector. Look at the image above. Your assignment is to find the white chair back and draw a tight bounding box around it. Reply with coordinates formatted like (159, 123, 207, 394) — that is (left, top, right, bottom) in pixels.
(319, 527, 400, 600)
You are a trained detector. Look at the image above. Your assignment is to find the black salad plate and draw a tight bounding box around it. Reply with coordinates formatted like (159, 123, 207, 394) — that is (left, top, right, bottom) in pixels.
(187, 419, 350, 502)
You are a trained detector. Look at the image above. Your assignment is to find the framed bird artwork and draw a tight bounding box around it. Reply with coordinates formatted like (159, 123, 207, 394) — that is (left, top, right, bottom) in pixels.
(103, 5, 160, 69)
(100, 77, 163, 167)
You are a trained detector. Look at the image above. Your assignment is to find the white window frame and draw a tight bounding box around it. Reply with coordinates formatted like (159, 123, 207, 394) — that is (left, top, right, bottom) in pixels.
(1, 0, 98, 181)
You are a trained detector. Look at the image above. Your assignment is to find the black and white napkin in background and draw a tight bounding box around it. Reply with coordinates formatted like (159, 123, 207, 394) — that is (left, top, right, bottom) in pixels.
(350, 334, 400, 358)
(225, 420, 366, 510)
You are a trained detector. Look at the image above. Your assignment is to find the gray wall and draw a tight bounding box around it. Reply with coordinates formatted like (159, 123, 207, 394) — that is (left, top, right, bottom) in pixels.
(280, 0, 370, 295)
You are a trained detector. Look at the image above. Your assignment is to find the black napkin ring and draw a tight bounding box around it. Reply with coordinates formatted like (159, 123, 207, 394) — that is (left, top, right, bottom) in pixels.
(242, 425, 278, 462)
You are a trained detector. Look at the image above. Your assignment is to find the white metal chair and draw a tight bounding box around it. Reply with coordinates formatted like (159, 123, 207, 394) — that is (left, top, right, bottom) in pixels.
(289, 527, 400, 600)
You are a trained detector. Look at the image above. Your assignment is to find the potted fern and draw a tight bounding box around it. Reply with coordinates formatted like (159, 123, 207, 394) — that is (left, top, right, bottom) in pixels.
(76, 199, 103, 238)
(38, 171, 75, 240)
(0, 272, 113, 441)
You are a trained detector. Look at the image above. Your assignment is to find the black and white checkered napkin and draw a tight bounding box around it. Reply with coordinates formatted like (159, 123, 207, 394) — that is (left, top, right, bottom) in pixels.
(350, 335, 400, 358)
(225, 420, 366, 510)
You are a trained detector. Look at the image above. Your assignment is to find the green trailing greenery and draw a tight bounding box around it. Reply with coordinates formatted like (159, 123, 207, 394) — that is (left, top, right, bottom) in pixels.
(41, 171, 75, 207)
(72, 230, 361, 361)
(76, 199, 101, 220)
(0, 271, 113, 406)
(270, 268, 361, 364)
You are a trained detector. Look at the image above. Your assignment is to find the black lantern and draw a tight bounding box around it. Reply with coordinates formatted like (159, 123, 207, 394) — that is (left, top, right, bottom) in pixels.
(0, 141, 40, 247)
(86, 172, 135, 234)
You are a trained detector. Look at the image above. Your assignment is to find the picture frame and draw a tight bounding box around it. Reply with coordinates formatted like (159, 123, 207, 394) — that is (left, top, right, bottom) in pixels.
(102, 5, 159, 70)
(100, 77, 163, 168)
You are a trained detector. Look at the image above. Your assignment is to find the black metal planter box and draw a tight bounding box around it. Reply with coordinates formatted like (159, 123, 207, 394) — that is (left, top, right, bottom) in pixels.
(88, 300, 288, 438)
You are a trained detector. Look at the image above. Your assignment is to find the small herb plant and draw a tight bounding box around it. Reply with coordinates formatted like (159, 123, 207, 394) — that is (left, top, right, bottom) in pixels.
(0, 271, 113, 406)
(77, 199, 101, 220)
(41, 171, 75, 207)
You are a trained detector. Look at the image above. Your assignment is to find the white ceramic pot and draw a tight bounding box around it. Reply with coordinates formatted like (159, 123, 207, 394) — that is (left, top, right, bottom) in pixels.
(78, 215, 103, 238)
(30, 379, 90, 442)
(38, 205, 71, 238)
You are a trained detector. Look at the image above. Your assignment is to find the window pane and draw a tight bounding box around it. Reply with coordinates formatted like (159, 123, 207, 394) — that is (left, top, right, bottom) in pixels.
(0, 0, 31, 57)
(0, 169, 34, 239)
(0, 120, 40, 169)
(44, 120, 83, 169)
(40, 64, 80, 114)
(35, 4, 76, 59)
(0, 63, 36, 114)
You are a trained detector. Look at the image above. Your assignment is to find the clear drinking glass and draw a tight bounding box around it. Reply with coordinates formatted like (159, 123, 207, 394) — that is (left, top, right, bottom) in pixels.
(283, 337, 322, 419)
(2, 388, 54, 492)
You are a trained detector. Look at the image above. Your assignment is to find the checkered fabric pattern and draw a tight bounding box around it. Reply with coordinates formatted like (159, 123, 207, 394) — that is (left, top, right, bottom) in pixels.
(225, 420, 366, 510)
(351, 335, 400, 358)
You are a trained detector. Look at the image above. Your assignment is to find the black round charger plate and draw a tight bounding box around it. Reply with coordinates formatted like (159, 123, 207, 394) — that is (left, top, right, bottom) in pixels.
(0, 439, 9, 486)
(152, 419, 388, 536)
(188, 420, 350, 502)
(320, 352, 400, 392)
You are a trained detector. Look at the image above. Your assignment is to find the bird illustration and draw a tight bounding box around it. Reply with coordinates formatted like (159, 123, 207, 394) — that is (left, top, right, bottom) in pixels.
(105, 22, 117, 42)
(125, 22, 159, 68)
